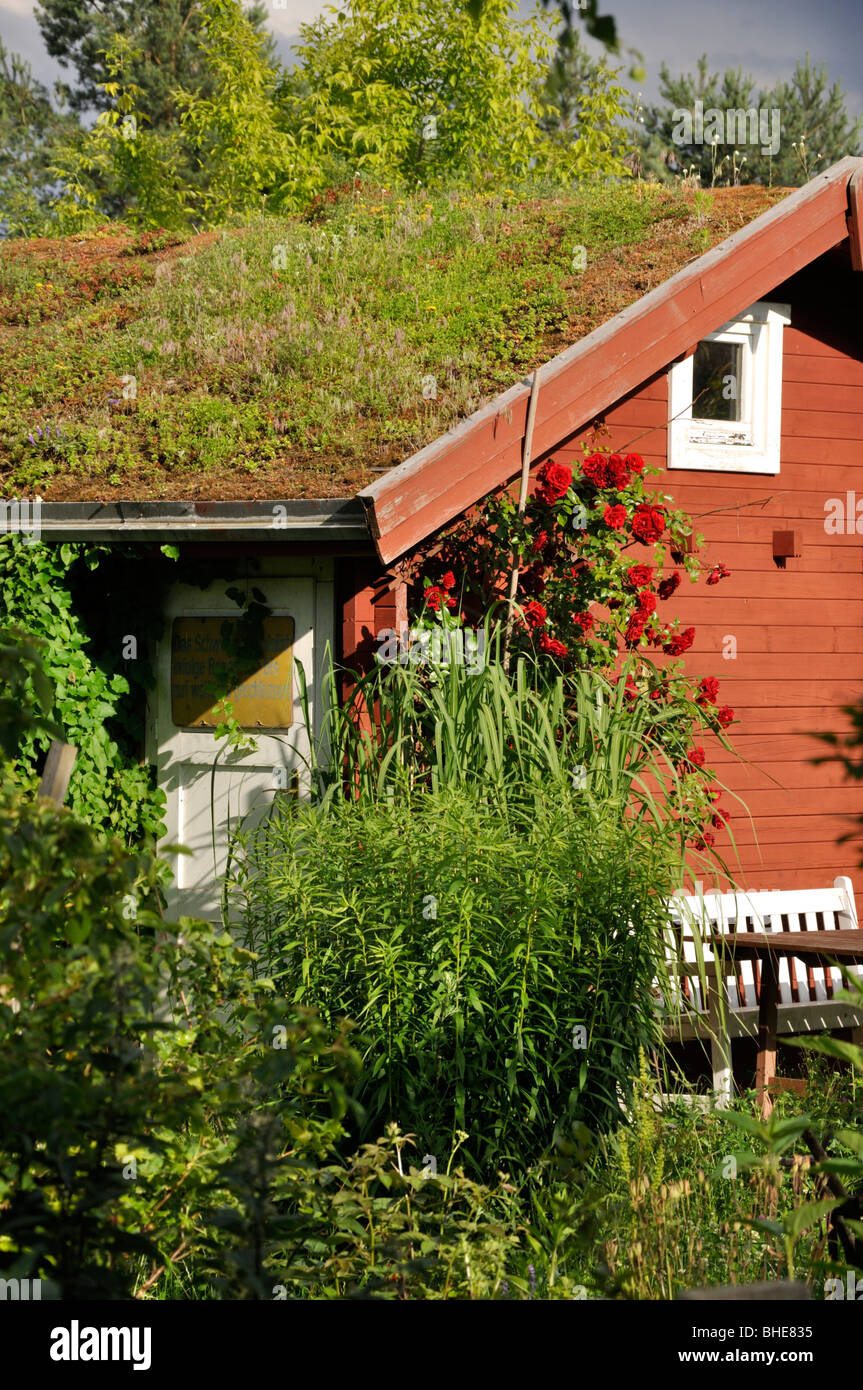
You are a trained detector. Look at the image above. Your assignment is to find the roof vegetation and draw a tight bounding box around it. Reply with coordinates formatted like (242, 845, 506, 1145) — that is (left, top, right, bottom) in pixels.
(0, 180, 790, 501)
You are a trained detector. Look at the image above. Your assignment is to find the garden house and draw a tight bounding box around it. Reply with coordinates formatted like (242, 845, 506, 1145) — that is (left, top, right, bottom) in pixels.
(10, 157, 863, 921)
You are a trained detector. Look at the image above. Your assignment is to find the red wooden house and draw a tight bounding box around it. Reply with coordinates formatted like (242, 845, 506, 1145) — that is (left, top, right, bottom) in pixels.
(28, 157, 863, 920)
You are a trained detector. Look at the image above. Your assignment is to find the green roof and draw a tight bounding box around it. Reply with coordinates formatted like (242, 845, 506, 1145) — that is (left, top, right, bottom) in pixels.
(0, 181, 791, 503)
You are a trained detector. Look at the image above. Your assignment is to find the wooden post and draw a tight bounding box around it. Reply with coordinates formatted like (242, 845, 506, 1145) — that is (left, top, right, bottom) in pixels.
(502, 369, 541, 673)
(707, 972, 732, 1108)
(38, 741, 78, 807)
(756, 953, 779, 1120)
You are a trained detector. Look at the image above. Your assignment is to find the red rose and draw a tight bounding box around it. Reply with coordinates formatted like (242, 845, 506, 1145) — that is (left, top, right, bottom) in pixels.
(619, 675, 639, 701)
(440, 571, 456, 590)
(573, 610, 595, 635)
(692, 832, 716, 850)
(532, 531, 549, 553)
(536, 461, 572, 504)
(631, 505, 666, 544)
(582, 453, 610, 488)
(604, 504, 627, 531)
(697, 677, 720, 705)
(637, 590, 657, 616)
(688, 746, 706, 767)
(707, 563, 731, 586)
(712, 809, 731, 827)
(625, 564, 654, 589)
(607, 454, 630, 489)
(664, 626, 695, 656)
(623, 453, 645, 474)
(538, 633, 568, 657)
(625, 616, 647, 646)
(716, 705, 735, 728)
(523, 599, 547, 629)
(657, 572, 681, 600)
(426, 586, 456, 612)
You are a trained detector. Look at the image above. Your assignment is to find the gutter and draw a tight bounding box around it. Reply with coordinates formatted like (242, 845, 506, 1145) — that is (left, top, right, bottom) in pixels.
(32, 499, 370, 543)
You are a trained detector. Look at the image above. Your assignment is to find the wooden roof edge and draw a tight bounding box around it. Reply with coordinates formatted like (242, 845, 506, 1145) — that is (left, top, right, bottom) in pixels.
(358, 158, 863, 564)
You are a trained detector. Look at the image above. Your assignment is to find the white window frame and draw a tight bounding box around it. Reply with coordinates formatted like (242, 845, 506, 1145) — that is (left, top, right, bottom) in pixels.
(668, 300, 791, 474)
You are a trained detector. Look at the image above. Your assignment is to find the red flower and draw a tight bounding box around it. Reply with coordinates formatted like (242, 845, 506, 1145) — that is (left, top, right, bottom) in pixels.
(619, 675, 639, 701)
(582, 453, 610, 488)
(716, 705, 735, 728)
(631, 505, 666, 544)
(607, 454, 630, 489)
(625, 564, 654, 589)
(536, 461, 572, 505)
(664, 626, 695, 656)
(573, 611, 595, 636)
(637, 590, 657, 617)
(706, 563, 731, 586)
(697, 677, 720, 705)
(712, 809, 731, 828)
(625, 616, 647, 646)
(692, 832, 716, 850)
(623, 453, 645, 475)
(532, 531, 549, 553)
(687, 746, 706, 767)
(538, 633, 568, 657)
(426, 586, 456, 612)
(440, 571, 456, 590)
(523, 599, 547, 629)
(657, 572, 681, 600)
(604, 504, 627, 531)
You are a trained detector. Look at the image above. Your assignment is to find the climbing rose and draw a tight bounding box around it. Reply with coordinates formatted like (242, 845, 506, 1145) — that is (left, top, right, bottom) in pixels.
(688, 746, 706, 767)
(716, 705, 735, 728)
(440, 571, 455, 590)
(607, 454, 630, 489)
(631, 505, 666, 543)
(637, 590, 657, 616)
(712, 809, 731, 828)
(707, 563, 731, 586)
(623, 453, 645, 474)
(536, 461, 572, 504)
(604, 504, 627, 531)
(697, 677, 720, 705)
(664, 626, 695, 656)
(692, 831, 716, 850)
(523, 599, 547, 629)
(625, 615, 647, 646)
(582, 453, 610, 487)
(657, 572, 681, 600)
(573, 611, 595, 635)
(532, 531, 549, 553)
(425, 586, 456, 612)
(625, 564, 654, 589)
(538, 633, 567, 657)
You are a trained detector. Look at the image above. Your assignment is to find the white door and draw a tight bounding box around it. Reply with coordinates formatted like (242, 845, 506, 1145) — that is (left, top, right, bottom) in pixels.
(151, 573, 324, 921)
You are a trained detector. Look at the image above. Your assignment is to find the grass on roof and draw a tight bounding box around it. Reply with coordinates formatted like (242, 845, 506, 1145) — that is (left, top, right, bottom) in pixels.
(0, 180, 790, 502)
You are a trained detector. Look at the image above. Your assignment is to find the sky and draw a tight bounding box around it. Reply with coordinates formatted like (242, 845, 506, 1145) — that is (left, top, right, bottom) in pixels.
(2, 0, 862, 119)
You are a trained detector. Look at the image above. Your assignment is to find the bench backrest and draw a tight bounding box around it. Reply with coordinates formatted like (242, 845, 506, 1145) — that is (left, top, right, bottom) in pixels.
(666, 876, 860, 1012)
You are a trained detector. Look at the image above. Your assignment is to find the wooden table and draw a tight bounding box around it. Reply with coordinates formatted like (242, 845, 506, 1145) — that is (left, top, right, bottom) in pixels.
(710, 931, 863, 1117)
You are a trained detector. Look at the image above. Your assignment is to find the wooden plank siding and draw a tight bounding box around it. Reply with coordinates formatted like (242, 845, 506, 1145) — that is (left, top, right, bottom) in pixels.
(544, 251, 863, 900)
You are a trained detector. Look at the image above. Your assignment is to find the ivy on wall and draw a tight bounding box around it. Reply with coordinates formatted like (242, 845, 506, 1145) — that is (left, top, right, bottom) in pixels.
(0, 536, 266, 847)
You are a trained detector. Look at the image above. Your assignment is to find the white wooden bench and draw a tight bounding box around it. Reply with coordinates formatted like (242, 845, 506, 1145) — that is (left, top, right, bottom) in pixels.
(664, 877, 863, 1102)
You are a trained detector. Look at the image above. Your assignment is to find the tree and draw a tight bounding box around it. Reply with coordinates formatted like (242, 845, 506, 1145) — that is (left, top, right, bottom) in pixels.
(0, 41, 78, 234)
(277, 0, 631, 193)
(35, 0, 272, 126)
(644, 53, 863, 188)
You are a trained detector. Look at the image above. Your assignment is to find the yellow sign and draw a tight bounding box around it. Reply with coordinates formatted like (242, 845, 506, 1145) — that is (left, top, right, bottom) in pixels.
(171, 616, 294, 728)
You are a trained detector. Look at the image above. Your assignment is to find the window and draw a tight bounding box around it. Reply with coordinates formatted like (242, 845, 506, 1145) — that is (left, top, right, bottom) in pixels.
(668, 301, 790, 473)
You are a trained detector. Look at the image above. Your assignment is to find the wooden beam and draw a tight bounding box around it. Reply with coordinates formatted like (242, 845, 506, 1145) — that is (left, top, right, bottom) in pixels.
(849, 166, 863, 272)
(360, 158, 863, 564)
(38, 741, 78, 807)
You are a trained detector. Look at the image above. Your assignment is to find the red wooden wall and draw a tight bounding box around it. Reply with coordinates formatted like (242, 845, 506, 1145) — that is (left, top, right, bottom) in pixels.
(551, 247, 863, 898)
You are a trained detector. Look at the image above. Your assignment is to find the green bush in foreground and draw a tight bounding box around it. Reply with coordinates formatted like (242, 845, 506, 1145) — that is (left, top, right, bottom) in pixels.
(230, 779, 677, 1178)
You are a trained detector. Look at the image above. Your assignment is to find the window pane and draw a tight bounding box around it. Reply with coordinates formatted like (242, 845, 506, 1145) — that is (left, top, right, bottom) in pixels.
(692, 340, 743, 421)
